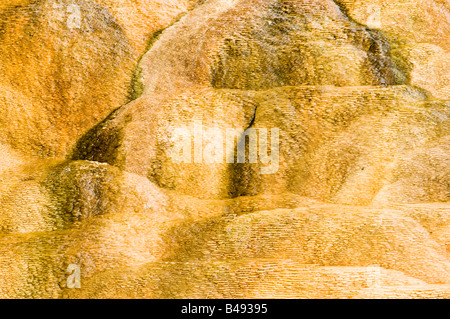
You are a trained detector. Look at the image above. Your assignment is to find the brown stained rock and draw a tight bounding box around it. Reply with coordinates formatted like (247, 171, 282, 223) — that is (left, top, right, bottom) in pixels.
(0, 0, 450, 299)
(72, 84, 450, 204)
(72, 88, 258, 198)
(138, 0, 407, 95)
(0, 0, 194, 158)
(0, 0, 134, 157)
(335, 0, 450, 99)
(93, 0, 198, 54)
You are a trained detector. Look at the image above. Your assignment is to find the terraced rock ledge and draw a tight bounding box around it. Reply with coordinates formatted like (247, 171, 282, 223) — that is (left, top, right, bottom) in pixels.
(0, 0, 449, 298)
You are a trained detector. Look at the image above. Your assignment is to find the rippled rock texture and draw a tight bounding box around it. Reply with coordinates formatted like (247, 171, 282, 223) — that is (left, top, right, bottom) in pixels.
(0, 0, 449, 298)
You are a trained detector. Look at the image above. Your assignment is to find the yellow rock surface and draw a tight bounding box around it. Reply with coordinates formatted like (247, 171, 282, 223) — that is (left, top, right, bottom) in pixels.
(0, 0, 193, 158)
(336, 0, 450, 98)
(0, 0, 449, 299)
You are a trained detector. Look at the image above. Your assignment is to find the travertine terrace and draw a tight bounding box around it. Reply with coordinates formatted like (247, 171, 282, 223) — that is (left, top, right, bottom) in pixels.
(0, 0, 449, 298)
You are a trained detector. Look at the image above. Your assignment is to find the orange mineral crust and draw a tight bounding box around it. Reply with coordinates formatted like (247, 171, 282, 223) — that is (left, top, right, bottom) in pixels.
(0, 0, 449, 299)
